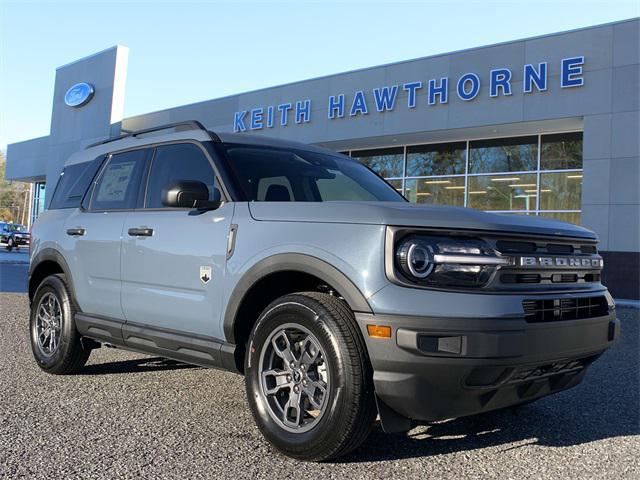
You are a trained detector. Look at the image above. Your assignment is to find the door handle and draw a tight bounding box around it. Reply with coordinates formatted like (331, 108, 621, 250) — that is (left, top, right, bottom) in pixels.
(66, 228, 86, 237)
(128, 227, 154, 237)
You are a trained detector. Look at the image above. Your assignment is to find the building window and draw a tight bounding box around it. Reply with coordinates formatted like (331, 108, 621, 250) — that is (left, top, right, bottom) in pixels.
(31, 181, 46, 224)
(348, 131, 583, 224)
(406, 142, 466, 176)
(540, 132, 583, 170)
(405, 176, 465, 206)
(350, 147, 404, 179)
(469, 136, 538, 173)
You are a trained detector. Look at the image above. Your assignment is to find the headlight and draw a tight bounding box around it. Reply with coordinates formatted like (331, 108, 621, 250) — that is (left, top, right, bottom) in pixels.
(395, 234, 511, 288)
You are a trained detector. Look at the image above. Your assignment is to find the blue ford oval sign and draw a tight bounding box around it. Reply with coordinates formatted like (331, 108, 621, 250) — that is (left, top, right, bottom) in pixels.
(64, 82, 95, 108)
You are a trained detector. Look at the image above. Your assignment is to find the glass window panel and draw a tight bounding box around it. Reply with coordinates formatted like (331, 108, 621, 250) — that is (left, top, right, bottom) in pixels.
(469, 136, 538, 173)
(539, 211, 581, 225)
(541, 132, 582, 170)
(404, 177, 465, 206)
(539, 171, 582, 211)
(386, 179, 403, 195)
(406, 142, 466, 176)
(350, 147, 404, 178)
(467, 173, 538, 211)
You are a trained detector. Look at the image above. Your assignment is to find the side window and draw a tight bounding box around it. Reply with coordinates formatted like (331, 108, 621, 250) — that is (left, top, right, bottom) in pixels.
(91, 149, 148, 211)
(145, 143, 220, 209)
(49, 156, 106, 210)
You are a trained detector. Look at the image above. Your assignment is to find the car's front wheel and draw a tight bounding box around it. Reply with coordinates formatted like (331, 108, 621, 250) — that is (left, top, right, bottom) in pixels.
(6, 238, 13, 251)
(30, 274, 91, 374)
(245, 292, 376, 461)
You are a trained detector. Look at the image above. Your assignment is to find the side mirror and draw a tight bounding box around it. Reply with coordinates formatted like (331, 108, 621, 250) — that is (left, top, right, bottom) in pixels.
(161, 180, 221, 210)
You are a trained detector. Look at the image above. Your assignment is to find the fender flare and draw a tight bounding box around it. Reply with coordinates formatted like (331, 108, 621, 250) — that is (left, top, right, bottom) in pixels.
(28, 248, 76, 303)
(223, 253, 373, 343)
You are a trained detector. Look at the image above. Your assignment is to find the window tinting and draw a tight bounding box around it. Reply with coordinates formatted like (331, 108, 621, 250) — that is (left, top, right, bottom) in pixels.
(223, 144, 404, 202)
(469, 136, 538, 174)
(406, 142, 466, 176)
(541, 132, 583, 170)
(50, 156, 105, 209)
(146, 143, 219, 208)
(92, 149, 148, 211)
(350, 147, 404, 178)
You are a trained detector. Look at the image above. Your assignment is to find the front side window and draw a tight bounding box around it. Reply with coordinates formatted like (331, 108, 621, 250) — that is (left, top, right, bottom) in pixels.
(222, 144, 404, 202)
(92, 149, 148, 211)
(145, 143, 220, 208)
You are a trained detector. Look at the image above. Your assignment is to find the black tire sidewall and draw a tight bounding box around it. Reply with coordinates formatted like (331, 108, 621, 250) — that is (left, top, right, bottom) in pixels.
(245, 297, 360, 458)
(30, 275, 78, 371)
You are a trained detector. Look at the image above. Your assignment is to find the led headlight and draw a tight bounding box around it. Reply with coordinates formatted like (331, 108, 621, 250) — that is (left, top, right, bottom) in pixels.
(395, 234, 511, 288)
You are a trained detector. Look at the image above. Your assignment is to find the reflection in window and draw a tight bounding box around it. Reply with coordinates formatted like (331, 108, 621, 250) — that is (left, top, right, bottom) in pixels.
(539, 172, 582, 211)
(468, 173, 538, 211)
(539, 212, 581, 224)
(351, 147, 404, 178)
(404, 177, 465, 206)
(406, 142, 466, 176)
(541, 132, 582, 170)
(469, 136, 538, 173)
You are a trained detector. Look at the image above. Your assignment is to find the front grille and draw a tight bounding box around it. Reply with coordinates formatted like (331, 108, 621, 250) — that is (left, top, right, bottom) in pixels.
(508, 358, 588, 384)
(522, 296, 609, 323)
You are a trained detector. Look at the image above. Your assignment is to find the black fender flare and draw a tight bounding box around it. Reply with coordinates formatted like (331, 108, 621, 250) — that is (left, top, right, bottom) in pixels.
(28, 248, 76, 303)
(223, 253, 373, 343)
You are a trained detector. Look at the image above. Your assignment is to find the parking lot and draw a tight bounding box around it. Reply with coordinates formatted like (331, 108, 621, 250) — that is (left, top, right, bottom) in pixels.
(0, 292, 637, 479)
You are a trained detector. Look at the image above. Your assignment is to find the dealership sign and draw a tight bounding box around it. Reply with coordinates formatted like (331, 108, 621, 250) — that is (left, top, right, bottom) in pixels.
(233, 56, 585, 132)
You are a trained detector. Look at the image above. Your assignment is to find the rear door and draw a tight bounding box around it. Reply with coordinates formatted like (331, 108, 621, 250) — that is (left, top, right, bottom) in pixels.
(120, 142, 233, 344)
(62, 148, 149, 320)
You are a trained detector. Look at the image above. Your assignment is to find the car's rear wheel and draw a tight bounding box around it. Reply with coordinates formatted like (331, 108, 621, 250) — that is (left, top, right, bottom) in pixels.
(245, 292, 376, 461)
(30, 274, 91, 374)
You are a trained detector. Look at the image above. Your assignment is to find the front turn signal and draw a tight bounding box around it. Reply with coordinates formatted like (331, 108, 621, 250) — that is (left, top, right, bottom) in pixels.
(367, 324, 392, 339)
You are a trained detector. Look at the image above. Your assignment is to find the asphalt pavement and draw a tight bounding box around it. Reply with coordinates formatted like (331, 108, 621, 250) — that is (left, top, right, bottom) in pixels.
(0, 293, 637, 479)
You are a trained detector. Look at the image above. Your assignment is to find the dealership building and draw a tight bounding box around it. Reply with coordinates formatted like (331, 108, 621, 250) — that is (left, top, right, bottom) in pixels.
(5, 18, 639, 299)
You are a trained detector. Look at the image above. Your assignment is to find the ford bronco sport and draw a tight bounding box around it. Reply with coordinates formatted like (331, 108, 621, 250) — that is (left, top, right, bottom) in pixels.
(29, 121, 619, 461)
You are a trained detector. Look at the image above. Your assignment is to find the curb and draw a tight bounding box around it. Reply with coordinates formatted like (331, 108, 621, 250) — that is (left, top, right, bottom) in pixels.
(615, 299, 640, 309)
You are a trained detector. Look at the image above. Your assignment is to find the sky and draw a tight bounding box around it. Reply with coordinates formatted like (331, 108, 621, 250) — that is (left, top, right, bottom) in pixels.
(1, 0, 638, 150)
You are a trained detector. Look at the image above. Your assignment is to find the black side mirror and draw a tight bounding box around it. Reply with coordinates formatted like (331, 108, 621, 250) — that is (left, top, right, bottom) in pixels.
(161, 180, 221, 210)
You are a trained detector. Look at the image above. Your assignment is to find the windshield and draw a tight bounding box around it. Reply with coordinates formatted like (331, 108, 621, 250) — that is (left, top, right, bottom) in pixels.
(9, 224, 27, 232)
(221, 143, 405, 202)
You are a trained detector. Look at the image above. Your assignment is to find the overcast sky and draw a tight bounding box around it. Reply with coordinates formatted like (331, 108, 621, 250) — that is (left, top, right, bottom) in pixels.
(1, 0, 638, 150)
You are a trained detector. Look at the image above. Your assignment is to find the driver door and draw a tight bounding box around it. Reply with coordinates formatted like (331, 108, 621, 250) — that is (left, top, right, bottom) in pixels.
(120, 142, 233, 348)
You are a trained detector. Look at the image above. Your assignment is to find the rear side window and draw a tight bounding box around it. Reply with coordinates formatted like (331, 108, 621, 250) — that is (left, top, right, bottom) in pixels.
(49, 156, 105, 209)
(91, 149, 148, 211)
(145, 143, 220, 208)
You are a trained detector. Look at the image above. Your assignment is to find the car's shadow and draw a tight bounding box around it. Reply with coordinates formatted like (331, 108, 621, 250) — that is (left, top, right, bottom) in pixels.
(341, 309, 640, 463)
(78, 356, 199, 375)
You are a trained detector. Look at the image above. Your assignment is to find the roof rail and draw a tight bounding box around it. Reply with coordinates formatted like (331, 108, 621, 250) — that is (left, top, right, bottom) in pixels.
(86, 120, 221, 148)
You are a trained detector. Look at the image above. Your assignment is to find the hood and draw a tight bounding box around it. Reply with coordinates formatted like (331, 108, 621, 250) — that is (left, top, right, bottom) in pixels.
(248, 201, 596, 239)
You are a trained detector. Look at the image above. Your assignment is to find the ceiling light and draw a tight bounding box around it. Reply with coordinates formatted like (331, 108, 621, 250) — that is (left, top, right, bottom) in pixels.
(425, 180, 451, 184)
(469, 191, 487, 194)
(567, 174, 583, 179)
(445, 186, 466, 190)
(509, 183, 537, 188)
(491, 177, 521, 182)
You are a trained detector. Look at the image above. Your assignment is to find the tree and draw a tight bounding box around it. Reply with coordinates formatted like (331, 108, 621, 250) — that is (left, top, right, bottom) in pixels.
(0, 151, 31, 224)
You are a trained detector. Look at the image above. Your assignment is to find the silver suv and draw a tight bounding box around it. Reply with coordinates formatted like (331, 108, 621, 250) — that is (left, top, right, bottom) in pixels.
(29, 121, 618, 461)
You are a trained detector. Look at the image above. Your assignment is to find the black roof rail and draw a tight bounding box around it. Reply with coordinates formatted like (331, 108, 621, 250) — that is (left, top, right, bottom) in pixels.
(86, 120, 221, 148)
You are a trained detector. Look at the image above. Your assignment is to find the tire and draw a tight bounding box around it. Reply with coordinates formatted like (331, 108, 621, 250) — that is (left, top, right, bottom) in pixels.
(245, 292, 376, 462)
(30, 274, 91, 374)
(6, 238, 13, 251)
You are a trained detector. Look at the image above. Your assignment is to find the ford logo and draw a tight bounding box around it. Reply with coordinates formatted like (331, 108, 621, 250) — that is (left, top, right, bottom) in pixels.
(64, 82, 95, 108)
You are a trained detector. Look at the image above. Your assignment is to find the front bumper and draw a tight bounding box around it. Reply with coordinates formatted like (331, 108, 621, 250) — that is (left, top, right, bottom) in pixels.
(355, 308, 619, 422)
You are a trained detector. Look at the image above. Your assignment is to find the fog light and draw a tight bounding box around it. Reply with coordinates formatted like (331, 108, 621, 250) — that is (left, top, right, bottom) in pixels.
(367, 325, 392, 339)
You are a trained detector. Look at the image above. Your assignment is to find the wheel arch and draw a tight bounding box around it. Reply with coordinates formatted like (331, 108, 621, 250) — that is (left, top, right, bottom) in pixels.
(28, 248, 75, 305)
(223, 253, 372, 346)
